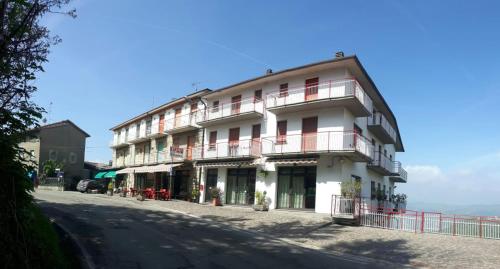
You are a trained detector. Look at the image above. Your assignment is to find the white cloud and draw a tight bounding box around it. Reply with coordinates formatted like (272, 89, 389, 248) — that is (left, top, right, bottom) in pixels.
(404, 165, 447, 183)
(399, 151, 500, 205)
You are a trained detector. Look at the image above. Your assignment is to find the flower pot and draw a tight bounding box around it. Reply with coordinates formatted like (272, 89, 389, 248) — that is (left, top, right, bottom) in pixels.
(137, 194, 145, 201)
(212, 198, 222, 206)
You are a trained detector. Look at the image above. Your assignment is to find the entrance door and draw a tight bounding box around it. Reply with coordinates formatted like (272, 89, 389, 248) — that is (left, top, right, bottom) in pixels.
(186, 135, 195, 160)
(226, 168, 256, 205)
(302, 117, 318, 152)
(174, 108, 182, 127)
(204, 169, 218, 202)
(251, 124, 261, 156)
(228, 127, 240, 157)
(231, 95, 241, 115)
(159, 114, 165, 133)
(277, 166, 316, 209)
(305, 77, 319, 101)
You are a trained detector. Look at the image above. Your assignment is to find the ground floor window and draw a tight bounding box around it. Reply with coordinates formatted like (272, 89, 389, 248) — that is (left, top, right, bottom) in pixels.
(277, 166, 316, 209)
(226, 168, 256, 205)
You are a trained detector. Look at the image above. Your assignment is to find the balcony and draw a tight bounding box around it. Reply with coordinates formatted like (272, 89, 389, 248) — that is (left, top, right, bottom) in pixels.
(165, 112, 198, 134)
(133, 146, 193, 166)
(265, 79, 373, 117)
(367, 112, 397, 144)
(196, 98, 264, 127)
(390, 161, 408, 183)
(193, 139, 261, 160)
(110, 138, 128, 148)
(261, 131, 374, 162)
(128, 132, 149, 144)
(367, 151, 393, 175)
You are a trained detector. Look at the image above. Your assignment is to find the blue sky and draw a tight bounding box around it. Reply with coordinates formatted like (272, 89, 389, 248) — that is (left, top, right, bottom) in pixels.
(36, 0, 500, 205)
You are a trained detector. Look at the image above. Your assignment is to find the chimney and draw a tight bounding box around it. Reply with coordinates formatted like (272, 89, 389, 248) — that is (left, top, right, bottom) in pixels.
(266, 68, 273, 75)
(335, 51, 344, 58)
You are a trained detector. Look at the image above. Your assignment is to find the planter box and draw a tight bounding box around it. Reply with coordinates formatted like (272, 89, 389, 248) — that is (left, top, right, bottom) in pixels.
(253, 204, 269, 211)
(212, 198, 222, 206)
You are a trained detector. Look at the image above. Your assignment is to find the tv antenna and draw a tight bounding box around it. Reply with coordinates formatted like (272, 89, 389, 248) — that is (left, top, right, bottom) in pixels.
(47, 102, 53, 124)
(191, 82, 201, 91)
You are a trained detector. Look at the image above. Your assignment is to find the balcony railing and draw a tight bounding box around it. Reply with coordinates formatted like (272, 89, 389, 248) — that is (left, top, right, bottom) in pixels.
(367, 151, 394, 175)
(368, 112, 397, 144)
(265, 79, 373, 116)
(261, 131, 374, 160)
(196, 97, 264, 126)
(193, 139, 261, 160)
(165, 112, 198, 133)
(391, 161, 408, 183)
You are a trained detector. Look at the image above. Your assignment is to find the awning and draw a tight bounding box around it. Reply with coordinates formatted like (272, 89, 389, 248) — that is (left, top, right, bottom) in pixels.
(267, 158, 317, 165)
(133, 163, 182, 173)
(116, 167, 134, 174)
(195, 160, 258, 167)
(104, 171, 116, 178)
(94, 171, 107, 179)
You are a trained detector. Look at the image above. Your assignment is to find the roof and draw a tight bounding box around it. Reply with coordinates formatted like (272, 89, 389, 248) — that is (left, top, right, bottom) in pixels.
(204, 55, 404, 152)
(33, 120, 90, 138)
(110, 88, 211, 131)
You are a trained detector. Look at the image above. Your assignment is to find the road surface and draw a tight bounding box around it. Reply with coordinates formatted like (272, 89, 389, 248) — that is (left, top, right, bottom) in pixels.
(35, 191, 399, 269)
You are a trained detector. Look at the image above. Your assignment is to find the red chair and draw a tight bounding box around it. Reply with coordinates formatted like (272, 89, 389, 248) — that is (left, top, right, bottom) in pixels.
(160, 189, 171, 200)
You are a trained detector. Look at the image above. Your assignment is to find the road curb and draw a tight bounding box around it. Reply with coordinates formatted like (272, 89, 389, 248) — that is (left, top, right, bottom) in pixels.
(51, 219, 96, 269)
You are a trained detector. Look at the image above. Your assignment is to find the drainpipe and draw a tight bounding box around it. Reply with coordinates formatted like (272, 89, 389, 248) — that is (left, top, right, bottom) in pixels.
(197, 97, 208, 203)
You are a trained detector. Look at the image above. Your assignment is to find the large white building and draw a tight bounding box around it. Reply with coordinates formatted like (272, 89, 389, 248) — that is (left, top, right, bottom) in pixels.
(110, 54, 407, 214)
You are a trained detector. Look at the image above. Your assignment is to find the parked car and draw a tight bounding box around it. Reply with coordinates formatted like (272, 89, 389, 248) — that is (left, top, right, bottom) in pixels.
(76, 178, 111, 193)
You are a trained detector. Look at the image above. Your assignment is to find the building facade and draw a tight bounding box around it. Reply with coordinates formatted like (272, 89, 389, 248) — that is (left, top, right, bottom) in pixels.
(194, 54, 406, 214)
(110, 54, 407, 214)
(110, 90, 210, 199)
(20, 120, 90, 183)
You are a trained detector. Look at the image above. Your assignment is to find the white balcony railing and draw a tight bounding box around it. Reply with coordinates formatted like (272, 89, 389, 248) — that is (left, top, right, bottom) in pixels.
(165, 112, 197, 132)
(197, 97, 264, 123)
(132, 146, 193, 166)
(261, 131, 374, 159)
(193, 139, 261, 160)
(266, 79, 373, 113)
(369, 112, 397, 143)
(392, 161, 408, 182)
(368, 151, 394, 172)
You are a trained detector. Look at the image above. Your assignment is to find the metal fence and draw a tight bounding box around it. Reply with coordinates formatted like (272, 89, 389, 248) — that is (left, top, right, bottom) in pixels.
(331, 195, 500, 240)
(38, 177, 65, 191)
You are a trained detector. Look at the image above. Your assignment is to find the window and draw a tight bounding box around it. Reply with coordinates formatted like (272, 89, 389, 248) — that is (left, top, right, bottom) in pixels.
(69, 152, 77, 164)
(279, 83, 288, 97)
(276, 121, 287, 144)
(371, 181, 376, 200)
(209, 131, 217, 150)
(254, 89, 262, 102)
(383, 185, 387, 200)
(212, 101, 219, 113)
(49, 150, 57, 161)
(136, 123, 140, 138)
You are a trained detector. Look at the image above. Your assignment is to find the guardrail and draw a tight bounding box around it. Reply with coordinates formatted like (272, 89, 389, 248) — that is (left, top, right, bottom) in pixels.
(265, 79, 373, 113)
(392, 161, 408, 182)
(193, 139, 261, 160)
(261, 131, 374, 159)
(331, 195, 500, 240)
(368, 112, 397, 142)
(165, 112, 198, 131)
(197, 97, 264, 123)
(368, 151, 394, 172)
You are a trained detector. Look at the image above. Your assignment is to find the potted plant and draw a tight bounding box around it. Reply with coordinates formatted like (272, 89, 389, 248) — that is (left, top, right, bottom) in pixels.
(191, 187, 200, 203)
(253, 191, 268, 211)
(210, 187, 223, 206)
(107, 181, 113, 196)
(258, 168, 269, 178)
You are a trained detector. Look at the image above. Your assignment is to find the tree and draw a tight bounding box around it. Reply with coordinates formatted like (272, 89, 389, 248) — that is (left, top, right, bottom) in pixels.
(0, 1, 75, 268)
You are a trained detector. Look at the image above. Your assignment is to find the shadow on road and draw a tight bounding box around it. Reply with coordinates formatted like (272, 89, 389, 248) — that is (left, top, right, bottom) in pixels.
(35, 197, 418, 268)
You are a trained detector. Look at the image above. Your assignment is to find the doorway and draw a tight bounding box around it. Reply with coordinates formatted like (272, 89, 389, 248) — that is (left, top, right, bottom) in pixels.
(305, 77, 319, 101)
(302, 117, 318, 152)
(231, 95, 241, 115)
(277, 166, 316, 209)
(226, 168, 256, 205)
(228, 127, 240, 157)
(204, 169, 218, 202)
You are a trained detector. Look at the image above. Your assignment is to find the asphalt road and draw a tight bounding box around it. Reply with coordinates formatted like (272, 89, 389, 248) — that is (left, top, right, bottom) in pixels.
(35, 191, 397, 269)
